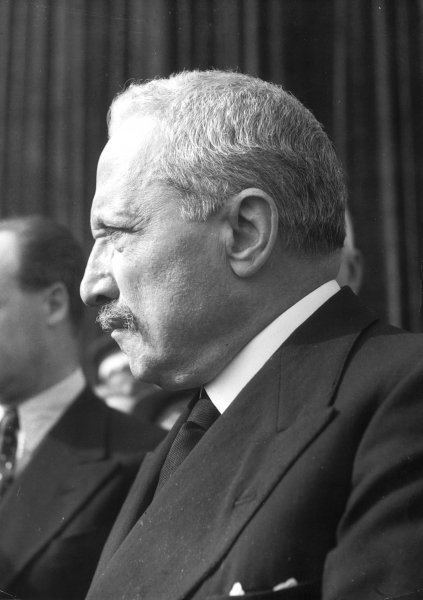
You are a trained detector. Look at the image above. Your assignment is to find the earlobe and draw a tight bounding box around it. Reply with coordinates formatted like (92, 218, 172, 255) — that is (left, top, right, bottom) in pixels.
(224, 188, 279, 278)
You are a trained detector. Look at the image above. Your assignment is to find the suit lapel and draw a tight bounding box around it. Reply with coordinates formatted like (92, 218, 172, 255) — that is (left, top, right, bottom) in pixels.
(91, 289, 378, 600)
(94, 397, 197, 573)
(277, 286, 377, 428)
(0, 389, 119, 588)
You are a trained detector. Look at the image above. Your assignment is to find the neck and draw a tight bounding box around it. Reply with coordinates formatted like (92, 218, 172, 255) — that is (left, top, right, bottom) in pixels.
(164, 275, 336, 391)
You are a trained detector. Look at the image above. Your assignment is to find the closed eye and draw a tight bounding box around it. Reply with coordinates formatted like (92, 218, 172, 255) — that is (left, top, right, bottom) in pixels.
(100, 225, 131, 241)
(106, 228, 131, 253)
(92, 225, 124, 241)
(108, 228, 125, 242)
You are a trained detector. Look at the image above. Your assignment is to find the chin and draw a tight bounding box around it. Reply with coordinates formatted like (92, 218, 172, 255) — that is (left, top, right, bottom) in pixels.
(126, 352, 158, 385)
(127, 359, 184, 391)
(127, 358, 148, 381)
(123, 339, 193, 389)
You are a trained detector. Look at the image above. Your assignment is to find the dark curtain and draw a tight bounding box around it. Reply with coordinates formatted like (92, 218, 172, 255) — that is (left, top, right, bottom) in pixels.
(0, 0, 422, 329)
(332, 0, 423, 329)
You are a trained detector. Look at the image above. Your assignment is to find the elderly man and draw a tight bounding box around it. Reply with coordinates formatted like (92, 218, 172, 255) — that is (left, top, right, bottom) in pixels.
(0, 216, 164, 600)
(81, 71, 423, 600)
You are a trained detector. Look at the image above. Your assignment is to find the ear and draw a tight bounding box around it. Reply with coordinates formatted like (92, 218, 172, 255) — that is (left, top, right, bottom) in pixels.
(337, 248, 363, 294)
(222, 188, 279, 277)
(346, 249, 363, 294)
(42, 282, 70, 326)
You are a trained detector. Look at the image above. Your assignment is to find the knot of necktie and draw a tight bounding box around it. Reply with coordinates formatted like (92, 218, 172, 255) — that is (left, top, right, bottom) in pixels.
(186, 390, 220, 430)
(155, 388, 219, 493)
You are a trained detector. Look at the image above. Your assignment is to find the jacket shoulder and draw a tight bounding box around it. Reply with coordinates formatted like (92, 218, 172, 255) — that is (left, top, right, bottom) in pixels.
(71, 387, 166, 458)
(105, 403, 166, 456)
(353, 319, 423, 369)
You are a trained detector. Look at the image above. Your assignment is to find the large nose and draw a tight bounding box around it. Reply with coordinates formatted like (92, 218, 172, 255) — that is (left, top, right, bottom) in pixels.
(80, 240, 119, 307)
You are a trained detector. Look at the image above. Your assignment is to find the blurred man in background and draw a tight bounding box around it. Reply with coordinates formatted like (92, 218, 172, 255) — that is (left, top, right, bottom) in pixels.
(0, 215, 164, 600)
(89, 335, 156, 414)
(89, 335, 190, 429)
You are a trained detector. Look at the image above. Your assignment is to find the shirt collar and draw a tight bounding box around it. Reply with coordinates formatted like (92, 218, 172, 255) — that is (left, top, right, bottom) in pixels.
(205, 280, 340, 414)
(0, 368, 86, 469)
(18, 368, 86, 429)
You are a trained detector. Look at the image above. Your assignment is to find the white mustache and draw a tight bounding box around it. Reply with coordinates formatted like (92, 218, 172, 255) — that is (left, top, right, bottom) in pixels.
(96, 301, 138, 332)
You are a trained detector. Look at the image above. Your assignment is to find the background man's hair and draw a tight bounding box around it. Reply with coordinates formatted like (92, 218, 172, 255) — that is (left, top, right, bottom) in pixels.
(108, 69, 346, 256)
(0, 215, 86, 330)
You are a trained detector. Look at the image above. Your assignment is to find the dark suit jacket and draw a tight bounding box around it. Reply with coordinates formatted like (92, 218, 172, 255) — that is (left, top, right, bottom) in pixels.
(85, 289, 423, 600)
(132, 388, 195, 428)
(0, 387, 165, 600)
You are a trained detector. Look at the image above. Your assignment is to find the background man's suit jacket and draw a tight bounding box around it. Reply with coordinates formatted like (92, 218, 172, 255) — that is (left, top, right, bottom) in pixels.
(0, 388, 165, 600)
(86, 289, 423, 600)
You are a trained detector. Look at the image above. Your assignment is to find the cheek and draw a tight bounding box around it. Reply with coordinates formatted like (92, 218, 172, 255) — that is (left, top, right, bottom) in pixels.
(114, 247, 186, 305)
(111, 252, 141, 300)
(0, 298, 45, 364)
(0, 306, 27, 340)
(0, 329, 28, 367)
(114, 234, 225, 322)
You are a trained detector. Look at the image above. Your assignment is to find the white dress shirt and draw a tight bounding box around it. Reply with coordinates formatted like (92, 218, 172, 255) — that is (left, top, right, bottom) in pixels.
(205, 280, 340, 414)
(0, 368, 86, 473)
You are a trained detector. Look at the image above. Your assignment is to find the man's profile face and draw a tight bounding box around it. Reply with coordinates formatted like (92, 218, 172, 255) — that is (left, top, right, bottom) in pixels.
(81, 118, 239, 389)
(0, 232, 48, 403)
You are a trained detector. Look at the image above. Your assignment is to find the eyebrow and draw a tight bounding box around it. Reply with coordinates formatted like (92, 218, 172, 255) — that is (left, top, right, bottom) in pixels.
(91, 201, 150, 235)
(91, 213, 130, 231)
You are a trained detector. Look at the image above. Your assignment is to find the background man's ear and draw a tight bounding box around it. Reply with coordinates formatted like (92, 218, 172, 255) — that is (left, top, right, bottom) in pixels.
(43, 282, 70, 326)
(223, 188, 279, 277)
(337, 248, 363, 294)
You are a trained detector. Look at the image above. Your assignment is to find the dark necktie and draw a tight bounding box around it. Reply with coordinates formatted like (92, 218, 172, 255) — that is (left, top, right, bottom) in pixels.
(156, 389, 219, 492)
(0, 406, 19, 499)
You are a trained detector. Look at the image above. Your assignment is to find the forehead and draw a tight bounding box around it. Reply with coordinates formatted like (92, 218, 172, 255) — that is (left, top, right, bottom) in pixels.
(91, 116, 161, 228)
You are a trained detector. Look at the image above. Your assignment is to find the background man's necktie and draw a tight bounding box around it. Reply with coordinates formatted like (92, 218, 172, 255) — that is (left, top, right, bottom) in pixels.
(156, 389, 219, 493)
(0, 406, 19, 499)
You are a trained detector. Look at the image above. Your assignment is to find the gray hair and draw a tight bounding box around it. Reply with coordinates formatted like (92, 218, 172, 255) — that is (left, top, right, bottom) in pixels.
(108, 70, 346, 255)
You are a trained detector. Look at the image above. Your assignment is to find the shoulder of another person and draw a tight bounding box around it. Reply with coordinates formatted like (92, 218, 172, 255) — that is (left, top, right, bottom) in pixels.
(105, 404, 166, 456)
(352, 319, 423, 372)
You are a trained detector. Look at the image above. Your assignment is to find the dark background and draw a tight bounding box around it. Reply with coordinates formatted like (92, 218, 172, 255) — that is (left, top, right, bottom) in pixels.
(0, 0, 422, 333)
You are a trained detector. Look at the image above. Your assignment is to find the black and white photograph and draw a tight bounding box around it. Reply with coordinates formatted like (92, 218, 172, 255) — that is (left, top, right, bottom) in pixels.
(0, 2, 422, 599)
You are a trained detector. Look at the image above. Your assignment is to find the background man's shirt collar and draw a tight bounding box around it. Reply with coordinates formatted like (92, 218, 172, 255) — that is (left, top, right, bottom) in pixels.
(0, 368, 86, 473)
(205, 280, 340, 414)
